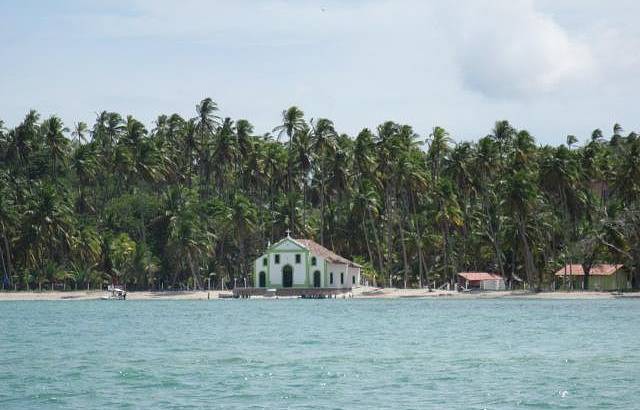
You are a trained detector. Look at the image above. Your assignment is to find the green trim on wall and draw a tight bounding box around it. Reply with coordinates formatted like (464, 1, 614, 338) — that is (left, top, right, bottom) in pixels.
(265, 237, 306, 253)
(324, 260, 328, 288)
(267, 255, 271, 287)
(304, 251, 310, 287)
(257, 238, 363, 289)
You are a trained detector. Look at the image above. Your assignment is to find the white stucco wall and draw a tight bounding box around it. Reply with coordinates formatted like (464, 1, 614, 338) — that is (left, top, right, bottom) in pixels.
(309, 255, 325, 287)
(253, 238, 308, 287)
(253, 237, 361, 288)
(350, 266, 361, 287)
(324, 262, 346, 288)
(270, 251, 306, 286)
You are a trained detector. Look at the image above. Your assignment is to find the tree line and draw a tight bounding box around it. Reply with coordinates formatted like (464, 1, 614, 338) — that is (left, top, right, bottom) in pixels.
(1, 98, 639, 291)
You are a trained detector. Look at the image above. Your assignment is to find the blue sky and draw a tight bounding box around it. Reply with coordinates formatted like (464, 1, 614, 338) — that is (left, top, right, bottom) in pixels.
(1, 0, 639, 144)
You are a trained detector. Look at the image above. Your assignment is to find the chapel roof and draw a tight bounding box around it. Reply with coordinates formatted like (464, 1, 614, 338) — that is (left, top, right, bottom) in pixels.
(294, 238, 363, 268)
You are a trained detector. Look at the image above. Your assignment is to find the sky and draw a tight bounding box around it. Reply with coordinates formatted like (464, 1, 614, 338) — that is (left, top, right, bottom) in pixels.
(1, 0, 639, 145)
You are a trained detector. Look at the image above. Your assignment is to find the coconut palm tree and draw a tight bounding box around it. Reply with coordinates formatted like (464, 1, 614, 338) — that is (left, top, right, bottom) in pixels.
(212, 117, 239, 199)
(194, 98, 221, 197)
(0, 175, 17, 288)
(311, 118, 337, 245)
(43, 115, 71, 180)
(274, 107, 306, 229)
(72, 122, 89, 145)
(20, 184, 75, 279)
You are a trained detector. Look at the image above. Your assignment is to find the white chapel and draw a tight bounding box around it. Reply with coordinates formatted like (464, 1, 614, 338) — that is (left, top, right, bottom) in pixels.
(253, 233, 362, 289)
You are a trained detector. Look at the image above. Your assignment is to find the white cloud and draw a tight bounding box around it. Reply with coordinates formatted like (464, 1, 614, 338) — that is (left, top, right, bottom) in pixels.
(444, 0, 595, 99)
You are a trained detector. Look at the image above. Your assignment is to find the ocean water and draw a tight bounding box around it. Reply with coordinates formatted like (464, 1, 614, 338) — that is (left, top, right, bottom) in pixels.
(0, 298, 638, 409)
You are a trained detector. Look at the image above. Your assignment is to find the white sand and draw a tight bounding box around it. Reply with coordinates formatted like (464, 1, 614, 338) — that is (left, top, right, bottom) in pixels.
(0, 290, 227, 301)
(0, 287, 632, 301)
(351, 286, 625, 299)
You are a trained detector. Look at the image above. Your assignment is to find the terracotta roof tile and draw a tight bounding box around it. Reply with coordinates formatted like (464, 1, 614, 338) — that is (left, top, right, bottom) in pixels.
(294, 239, 363, 268)
(457, 272, 503, 281)
(554, 264, 623, 277)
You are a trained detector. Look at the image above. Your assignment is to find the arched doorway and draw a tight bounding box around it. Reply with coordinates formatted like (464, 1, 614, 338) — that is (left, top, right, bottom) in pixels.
(313, 270, 321, 288)
(282, 265, 293, 288)
(259, 271, 266, 287)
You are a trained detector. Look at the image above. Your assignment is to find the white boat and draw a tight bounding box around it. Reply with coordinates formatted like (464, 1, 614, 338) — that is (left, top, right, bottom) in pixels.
(101, 285, 127, 300)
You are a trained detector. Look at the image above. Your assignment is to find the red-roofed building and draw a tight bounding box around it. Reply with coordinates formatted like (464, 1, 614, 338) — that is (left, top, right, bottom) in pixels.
(457, 272, 505, 290)
(554, 264, 628, 291)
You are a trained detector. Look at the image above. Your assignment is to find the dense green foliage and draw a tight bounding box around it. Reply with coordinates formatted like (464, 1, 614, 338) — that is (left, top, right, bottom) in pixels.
(1, 99, 639, 290)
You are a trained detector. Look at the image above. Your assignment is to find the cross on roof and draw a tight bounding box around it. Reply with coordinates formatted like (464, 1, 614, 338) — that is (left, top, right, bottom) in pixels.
(285, 229, 291, 238)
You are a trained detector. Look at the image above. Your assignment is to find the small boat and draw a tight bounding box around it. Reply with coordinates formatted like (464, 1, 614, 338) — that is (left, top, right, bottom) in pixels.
(101, 285, 127, 300)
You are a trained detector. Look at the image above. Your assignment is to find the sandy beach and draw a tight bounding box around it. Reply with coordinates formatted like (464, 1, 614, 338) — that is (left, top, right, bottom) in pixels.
(351, 287, 631, 299)
(0, 290, 223, 301)
(0, 287, 635, 301)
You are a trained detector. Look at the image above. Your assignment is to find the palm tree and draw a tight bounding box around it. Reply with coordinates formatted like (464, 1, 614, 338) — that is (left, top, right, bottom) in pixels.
(12, 110, 40, 173)
(566, 134, 578, 149)
(182, 119, 197, 187)
(20, 184, 75, 279)
(506, 169, 539, 286)
(72, 122, 89, 145)
(427, 126, 451, 183)
(434, 179, 463, 284)
(311, 118, 337, 245)
(235, 119, 254, 192)
(42, 116, 70, 181)
(109, 233, 136, 287)
(0, 177, 17, 287)
(212, 117, 239, 199)
(194, 98, 221, 198)
(273, 107, 306, 229)
(293, 125, 313, 230)
(229, 193, 258, 281)
(167, 192, 212, 289)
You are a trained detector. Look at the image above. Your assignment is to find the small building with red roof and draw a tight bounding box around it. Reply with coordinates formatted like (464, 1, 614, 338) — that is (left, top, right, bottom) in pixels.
(554, 264, 628, 291)
(457, 272, 505, 290)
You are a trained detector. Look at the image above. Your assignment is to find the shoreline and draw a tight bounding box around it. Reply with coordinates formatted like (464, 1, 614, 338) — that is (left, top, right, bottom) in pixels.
(0, 287, 636, 301)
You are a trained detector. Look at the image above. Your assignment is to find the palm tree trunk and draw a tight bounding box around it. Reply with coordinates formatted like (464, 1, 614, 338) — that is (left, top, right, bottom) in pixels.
(320, 175, 325, 246)
(302, 178, 307, 231)
(1, 231, 12, 280)
(187, 252, 201, 290)
(362, 219, 375, 275)
(484, 197, 505, 278)
(287, 134, 294, 227)
(409, 192, 426, 288)
(368, 212, 385, 277)
(443, 221, 450, 285)
(0, 243, 7, 287)
(517, 216, 536, 287)
(398, 217, 409, 288)
(385, 217, 393, 287)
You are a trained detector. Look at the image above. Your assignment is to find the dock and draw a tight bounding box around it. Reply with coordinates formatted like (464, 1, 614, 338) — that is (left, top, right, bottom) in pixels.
(232, 287, 353, 299)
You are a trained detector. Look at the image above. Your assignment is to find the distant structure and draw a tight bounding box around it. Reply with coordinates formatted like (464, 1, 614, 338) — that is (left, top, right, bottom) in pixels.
(457, 272, 506, 291)
(253, 232, 362, 289)
(554, 264, 628, 291)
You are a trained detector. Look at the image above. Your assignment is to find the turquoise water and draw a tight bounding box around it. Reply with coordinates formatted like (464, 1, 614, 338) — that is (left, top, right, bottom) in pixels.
(1, 299, 639, 409)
